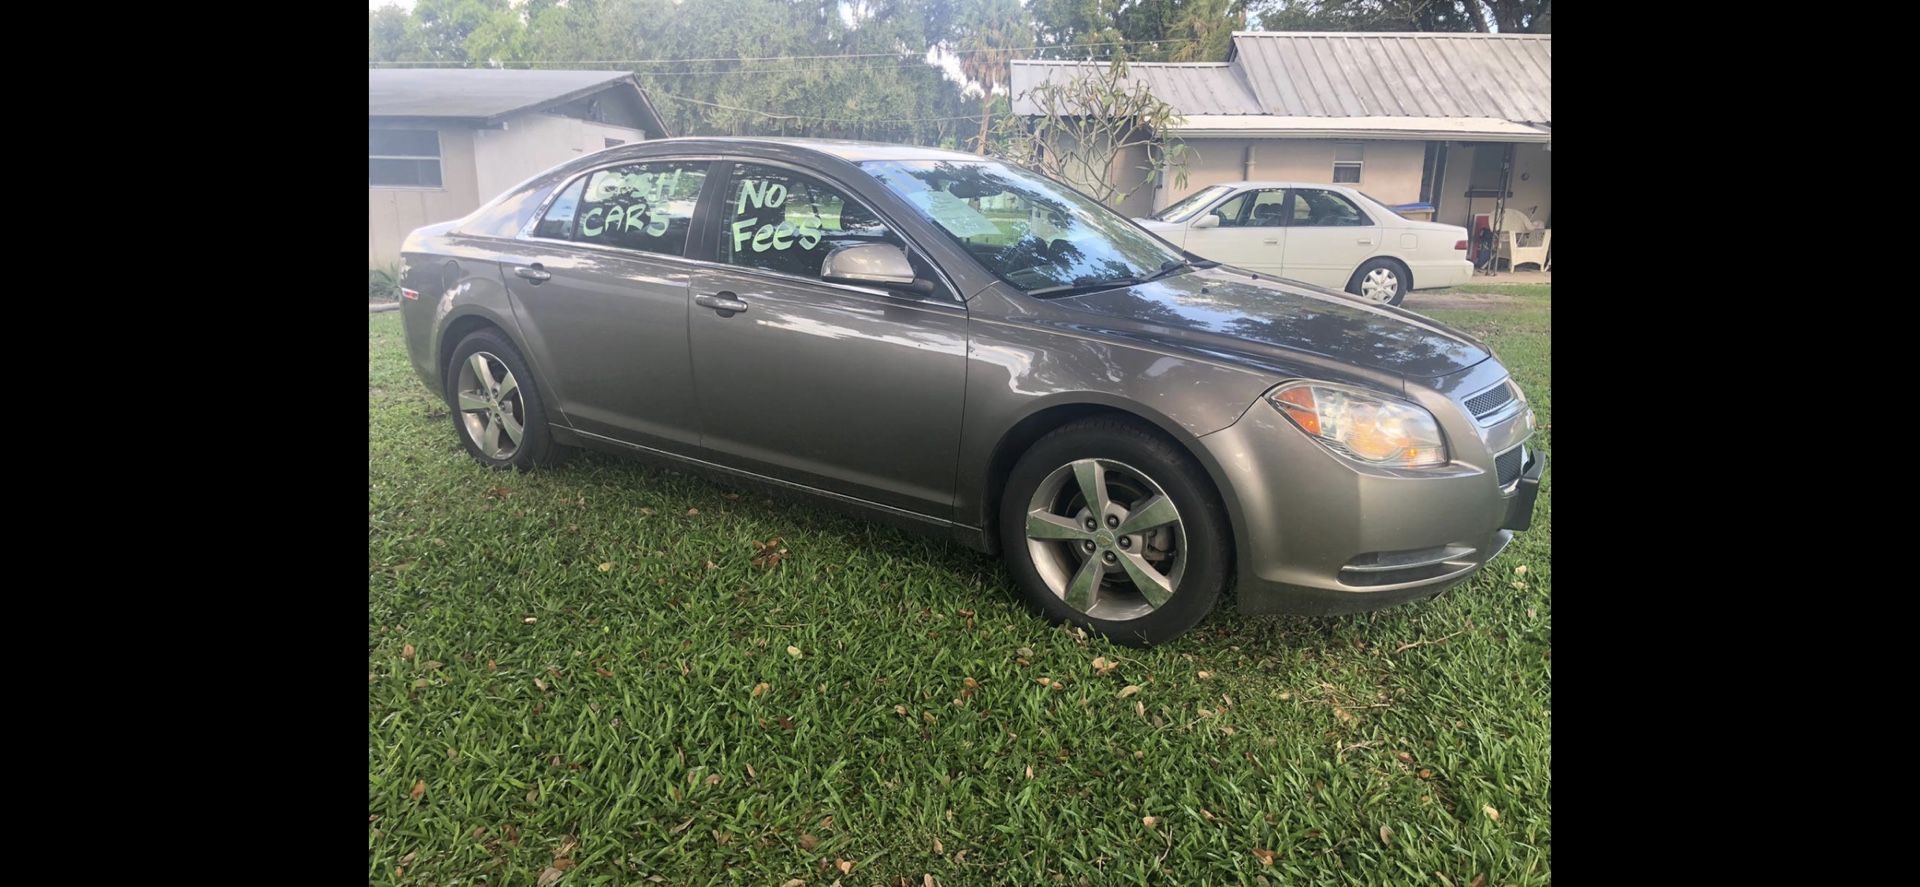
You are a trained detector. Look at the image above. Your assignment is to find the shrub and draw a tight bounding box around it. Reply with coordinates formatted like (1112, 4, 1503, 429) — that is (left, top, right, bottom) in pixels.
(369, 264, 402, 301)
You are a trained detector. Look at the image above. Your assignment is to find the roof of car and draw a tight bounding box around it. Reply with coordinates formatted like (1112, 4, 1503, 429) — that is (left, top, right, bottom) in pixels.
(621, 136, 986, 163)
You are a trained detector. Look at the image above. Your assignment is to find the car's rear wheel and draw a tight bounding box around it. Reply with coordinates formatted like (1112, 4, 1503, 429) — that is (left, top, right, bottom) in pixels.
(999, 418, 1231, 646)
(446, 328, 569, 470)
(1349, 258, 1408, 306)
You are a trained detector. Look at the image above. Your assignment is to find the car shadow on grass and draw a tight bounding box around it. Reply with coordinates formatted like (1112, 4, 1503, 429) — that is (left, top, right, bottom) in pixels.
(404, 392, 1470, 662)
(537, 445, 1360, 652)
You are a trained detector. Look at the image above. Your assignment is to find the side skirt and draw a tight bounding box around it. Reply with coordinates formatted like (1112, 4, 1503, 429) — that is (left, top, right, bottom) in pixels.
(550, 425, 994, 553)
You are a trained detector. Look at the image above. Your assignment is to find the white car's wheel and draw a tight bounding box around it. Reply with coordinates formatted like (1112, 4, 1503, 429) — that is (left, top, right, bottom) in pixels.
(1349, 259, 1408, 306)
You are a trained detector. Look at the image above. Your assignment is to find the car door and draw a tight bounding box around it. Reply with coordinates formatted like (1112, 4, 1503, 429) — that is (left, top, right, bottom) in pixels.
(1277, 187, 1383, 289)
(685, 161, 967, 517)
(496, 160, 711, 450)
(1181, 188, 1290, 274)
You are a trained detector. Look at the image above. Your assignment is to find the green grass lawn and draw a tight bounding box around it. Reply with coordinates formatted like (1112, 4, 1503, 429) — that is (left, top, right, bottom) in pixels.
(1427, 283, 1552, 300)
(369, 291, 1550, 885)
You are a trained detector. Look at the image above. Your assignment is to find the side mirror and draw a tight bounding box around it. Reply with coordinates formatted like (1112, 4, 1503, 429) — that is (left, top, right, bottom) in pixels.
(1192, 214, 1221, 230)
(821, 243, 928, 292)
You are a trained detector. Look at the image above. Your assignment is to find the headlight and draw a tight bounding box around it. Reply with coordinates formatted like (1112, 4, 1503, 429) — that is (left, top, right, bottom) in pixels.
(1266, 381, 1448, 468)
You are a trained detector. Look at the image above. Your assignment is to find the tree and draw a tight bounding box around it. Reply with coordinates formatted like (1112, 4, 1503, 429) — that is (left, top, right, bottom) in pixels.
(956, 0, 1034, 154)
(1028, 0, 1247, 63)
(373, 0, 977, 147)
(1255, 0, 1550, 33)
(994, 60, 1189, 208)
(411, 0, 519, 64)
(369, 6, 426, 63)
(1162, 0, 1248, 62)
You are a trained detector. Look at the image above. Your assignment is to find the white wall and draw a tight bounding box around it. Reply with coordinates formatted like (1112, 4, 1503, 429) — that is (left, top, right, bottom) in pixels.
(369, 126, 479, 269)
(1157, 139, 1427, 210)
(472, 112, 651, 200)
(368, 112, 654, 269)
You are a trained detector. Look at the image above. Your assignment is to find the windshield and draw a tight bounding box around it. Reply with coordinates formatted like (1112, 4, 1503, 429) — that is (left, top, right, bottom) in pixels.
(1152, 185, 1233, 223)
(862, 159, 1185, 294)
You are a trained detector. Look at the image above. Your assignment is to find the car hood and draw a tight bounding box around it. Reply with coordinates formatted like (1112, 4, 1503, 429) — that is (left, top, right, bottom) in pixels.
(1054, 266, 1491, 380)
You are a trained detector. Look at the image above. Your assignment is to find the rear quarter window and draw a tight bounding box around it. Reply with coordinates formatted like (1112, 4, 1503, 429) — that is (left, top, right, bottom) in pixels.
(458, 181, 562, 239)
(539, 161, 708, 256)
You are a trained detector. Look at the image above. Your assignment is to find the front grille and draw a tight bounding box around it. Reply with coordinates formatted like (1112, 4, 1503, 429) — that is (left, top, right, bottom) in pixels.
(1465, 381, 1516, 418)
(1495, 444, 1526, 486)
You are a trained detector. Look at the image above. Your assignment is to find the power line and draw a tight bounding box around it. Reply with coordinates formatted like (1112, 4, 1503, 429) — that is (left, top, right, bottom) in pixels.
(367, 37, 1198, 69)
(652, 92, 980, 124)
(640, 60, 957, 76)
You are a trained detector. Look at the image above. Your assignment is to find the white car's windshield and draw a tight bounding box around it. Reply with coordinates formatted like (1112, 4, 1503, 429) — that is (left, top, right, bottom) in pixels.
(1152, 185, 1233, 223)
(863, 159, 1186, 295)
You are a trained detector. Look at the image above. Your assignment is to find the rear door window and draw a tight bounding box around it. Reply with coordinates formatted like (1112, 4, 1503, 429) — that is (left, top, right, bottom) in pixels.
(1289, 188, 1372, 227)
(534, 161, 709, 255)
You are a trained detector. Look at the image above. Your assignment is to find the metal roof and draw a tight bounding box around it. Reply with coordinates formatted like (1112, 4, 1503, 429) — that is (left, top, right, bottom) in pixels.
(1010, 62, 1261, 116)
(368, 69, 668, 133)
(1227, 32, 1550, 124)
(1010, 32, 1549, 138)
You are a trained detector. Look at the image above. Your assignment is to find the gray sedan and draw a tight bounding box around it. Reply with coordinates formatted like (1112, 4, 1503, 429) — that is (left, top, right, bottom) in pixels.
(399, 137, 1543, 645)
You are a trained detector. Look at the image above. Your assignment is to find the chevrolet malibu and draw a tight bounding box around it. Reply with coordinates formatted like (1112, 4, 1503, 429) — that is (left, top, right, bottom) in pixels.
(1134, 181, 1473, 306)
(398, 138, 1543, 645)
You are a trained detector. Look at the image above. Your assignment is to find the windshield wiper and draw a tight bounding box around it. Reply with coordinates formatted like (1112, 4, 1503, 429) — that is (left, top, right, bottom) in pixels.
(1140, 258, 1198, 284)
(1025, 275, 1142, 298)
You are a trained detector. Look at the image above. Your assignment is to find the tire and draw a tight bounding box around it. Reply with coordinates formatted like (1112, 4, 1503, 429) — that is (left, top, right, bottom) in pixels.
(444, 327, 570, 471)
(998, 417, 1232, 646)
(1348, 258, 1409, 306)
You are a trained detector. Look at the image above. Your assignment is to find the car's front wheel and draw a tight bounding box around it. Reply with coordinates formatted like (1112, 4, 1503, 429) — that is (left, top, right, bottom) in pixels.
(1349, 258, 1409, 306)
(999, 418, 1231, 646)
(445, 328, 569, 470)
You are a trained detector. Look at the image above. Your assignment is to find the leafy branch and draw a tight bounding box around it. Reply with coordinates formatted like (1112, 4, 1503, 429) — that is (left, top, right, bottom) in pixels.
(992, 61, 1189, 208)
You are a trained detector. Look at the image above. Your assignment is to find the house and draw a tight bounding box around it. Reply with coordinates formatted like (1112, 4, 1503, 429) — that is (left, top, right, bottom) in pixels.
(1010, 32, 1549, 236)
(369, 69, 671, 268)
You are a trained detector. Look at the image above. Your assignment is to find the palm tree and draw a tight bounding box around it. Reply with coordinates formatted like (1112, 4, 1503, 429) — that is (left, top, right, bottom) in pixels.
(956, 0, 1031, 155)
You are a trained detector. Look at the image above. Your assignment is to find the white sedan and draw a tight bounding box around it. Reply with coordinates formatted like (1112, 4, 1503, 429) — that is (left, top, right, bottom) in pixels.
(1134, 182, 1472, 306)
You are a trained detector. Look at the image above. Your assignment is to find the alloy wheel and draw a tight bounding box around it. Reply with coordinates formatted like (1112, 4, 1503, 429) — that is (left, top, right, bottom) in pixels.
(1024, 458, 1187, 621)
(455, 351, 525, 460)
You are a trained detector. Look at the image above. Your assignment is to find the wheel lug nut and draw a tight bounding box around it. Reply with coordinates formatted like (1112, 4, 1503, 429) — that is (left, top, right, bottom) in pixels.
(1085, 518, 1098, 530)
(1083, 541, 1096, 553)
(1106, 515, 1120, 528)
(1118, 537, 1131, 549)
(1102, 551, 1117, 563)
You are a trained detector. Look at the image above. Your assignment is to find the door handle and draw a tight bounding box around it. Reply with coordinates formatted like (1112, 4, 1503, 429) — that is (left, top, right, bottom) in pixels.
(1356, 238, 1375, 245)
(513, 264, 551, 284)
(695, 291, 750, 317)
(1262, 238, 1279, 245)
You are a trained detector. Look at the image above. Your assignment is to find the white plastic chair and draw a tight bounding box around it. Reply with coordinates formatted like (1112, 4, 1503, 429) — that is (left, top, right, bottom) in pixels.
(1496, 210, 1551, 271)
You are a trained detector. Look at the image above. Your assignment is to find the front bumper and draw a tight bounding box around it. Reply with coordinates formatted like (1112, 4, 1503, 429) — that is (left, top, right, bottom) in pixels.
(1197, 394, 1543, 617)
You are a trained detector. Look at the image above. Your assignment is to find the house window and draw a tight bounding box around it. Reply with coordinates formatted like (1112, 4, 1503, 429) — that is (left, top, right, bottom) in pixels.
(1332, 143, 1363, 183)
(369, 129, 442, 188)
